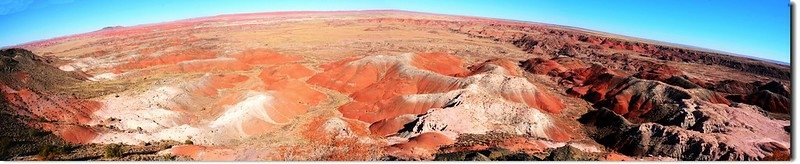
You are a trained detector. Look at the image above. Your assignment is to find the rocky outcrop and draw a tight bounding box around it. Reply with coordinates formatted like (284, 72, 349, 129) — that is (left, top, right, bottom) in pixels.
(1, 49, 101, 144)
(0, 107, 72, 160)
(572, 74, 731, 123)
(520, 58, 567, 76)
(389, 88, 570, 142)
(758, 81, 790, 97)
(661, 76, 701, 89)
(632, 63, 682, 82)
(744, 90, 790, 114)
(580, 99, 790, 161)
(710, 80, 790, 114)
(1, 48, 87, 93)
(565, 58, 790, 161)
(710, 80, 759, 95)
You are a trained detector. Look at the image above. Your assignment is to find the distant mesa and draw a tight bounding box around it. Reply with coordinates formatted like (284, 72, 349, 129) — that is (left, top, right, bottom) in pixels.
(100, 26, 125, 30)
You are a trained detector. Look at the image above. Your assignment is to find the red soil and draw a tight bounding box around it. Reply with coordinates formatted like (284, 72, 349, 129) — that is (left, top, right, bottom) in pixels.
(302, 116, 371, 143)
(544, 122, 572, 142)
(369, 115, 417, 137)
(263, 91, 311, 124)
(495, 137, 550, 153)
(339, 72, 461, 123)
(308, 53, 468, 123)
(114, 48, 218, 72)
(127, 58, 253, 77)
(258, 64, 315, 83)
(0, 84, 101, 124)
(231, 49, 301, 65)
(170, 145, 237, 161)
(633, 63, 683, 81)
(293, 116, 382, 160)
(241, 116, 279, 136)
(307, 59, 382, 94)
(386, 132, 455, 160)
(1, 83, 102, 143)
(498, 87, 565, 114)
(51, 125, 98, 144)
(194, 74, 249, 97)
(118, 48, 306, 77)
(209, 92, 246, 113)
(411, 52, 470, 76)
(605, 153, 633, 161)
(170, 58, 253, 73)
(569, 64, 625, 86)
(468, 58, 524, 76)
(520, 58, 567, 76)
(259, 64, 326, 106)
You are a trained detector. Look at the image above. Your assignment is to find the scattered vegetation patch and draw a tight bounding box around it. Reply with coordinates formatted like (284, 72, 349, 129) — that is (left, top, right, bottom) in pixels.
(161, 154, 177, 161)
(103, 143, 125, 158)
(37, 144, 69, 160)
(0, 138, 11, 158)
(25, 128, 43, 137)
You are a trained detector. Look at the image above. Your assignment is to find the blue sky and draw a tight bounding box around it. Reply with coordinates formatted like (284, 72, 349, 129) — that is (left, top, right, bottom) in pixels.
(0, 0, 790, 63)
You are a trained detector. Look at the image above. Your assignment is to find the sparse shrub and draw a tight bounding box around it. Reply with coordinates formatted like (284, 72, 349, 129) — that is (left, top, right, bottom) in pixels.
(37, 145, 51, 158)
(161, 143, 173, 150)
(36, 117, 48, 122)
(37, 144, 70, 160)
(161, 154, 177, 161)
(0, 138, 10, 157)
(37, 145, 54, 160)
(25, 129, 40, 137)
(54, 145, 69, 154)
(183, 139, 193, 145)
(0, 138, 10, 149)
(103, 143, 125, 158)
